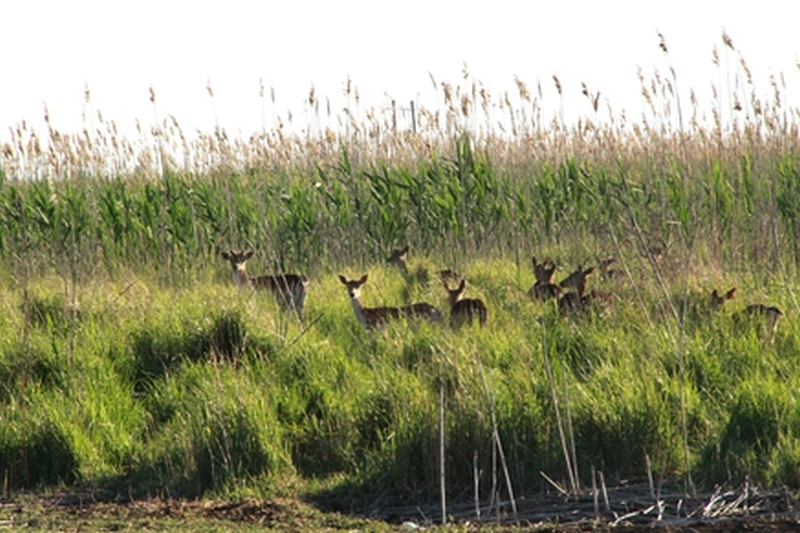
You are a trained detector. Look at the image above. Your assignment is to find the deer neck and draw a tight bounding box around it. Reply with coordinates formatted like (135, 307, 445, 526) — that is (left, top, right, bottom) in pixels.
(232, 265, 251, 287)
(349, 294, 370, 328)
(447, 293, 462, 309)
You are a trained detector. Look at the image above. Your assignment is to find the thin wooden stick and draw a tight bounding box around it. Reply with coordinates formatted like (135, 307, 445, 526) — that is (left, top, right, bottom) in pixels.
(599, 470, 610, 511)
(563, 370, 579, 492)
(473, 451, 481, 522)
(539, 470, 568, 496)
(439, 381, 446, 525)
(490, 432, 497, 518)
(476, 352, 518, 524)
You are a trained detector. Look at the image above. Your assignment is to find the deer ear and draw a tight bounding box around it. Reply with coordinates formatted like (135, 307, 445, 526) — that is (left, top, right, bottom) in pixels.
(360, 274, 369, 283)
(221, 251, 230, 259)
(243, 250, 254, 259)
(402, 244, 410, 253)
(458, 279, 466, 291)
(338, 275, 347, 284)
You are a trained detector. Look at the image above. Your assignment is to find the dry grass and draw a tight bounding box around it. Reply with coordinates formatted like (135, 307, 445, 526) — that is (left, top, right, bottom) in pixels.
(2, 33, 797, 185)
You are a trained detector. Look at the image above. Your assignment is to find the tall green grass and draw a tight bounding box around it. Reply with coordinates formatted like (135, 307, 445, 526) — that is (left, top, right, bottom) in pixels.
(0, 261, 798, 503)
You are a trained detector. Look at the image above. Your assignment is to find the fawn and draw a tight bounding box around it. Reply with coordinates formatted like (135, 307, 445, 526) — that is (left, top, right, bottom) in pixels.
(339, 274, 441, 330)
(221, 250, 308, 318)
(443, 279, 488, 328)
(528, 256, 562, 301)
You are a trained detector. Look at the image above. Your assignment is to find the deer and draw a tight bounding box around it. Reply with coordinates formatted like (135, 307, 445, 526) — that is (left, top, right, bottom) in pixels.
(740, 303, 784, 344)
(528, 256, 563, 301)
(682, 287, 736, 326)
(559, 265, 595, 294)
(339, 274, 441, 330)
(386, 244, 414, 278)
(221, 250, 308, 319)
(710, 287, 737, 310)
(559, 289, 613, 317)
(597, 257, 623, 281)
(387, 244, 459, 287)
(443, 278, 488, 329)
(557, 265, 598, 317)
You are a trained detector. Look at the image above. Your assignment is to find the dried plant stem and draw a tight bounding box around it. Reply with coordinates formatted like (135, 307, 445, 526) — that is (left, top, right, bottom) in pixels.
(539, 317, 578, 495)
(564, 371, 579, 491)
(473, 451, 480, 522)
(476, 352, 518, 524)
(439, 381, 446, 525)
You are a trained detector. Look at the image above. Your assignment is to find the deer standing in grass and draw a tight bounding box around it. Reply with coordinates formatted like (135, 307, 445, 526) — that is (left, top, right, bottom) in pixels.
(740, 303, 784, 344)
(443, 279, 488, 328)
(387, 244, 460, 286)
(558, 265, 607, 316)
(685, 287, 736, 324)
(710, 287, 737, 310)
(528, 256, 562, 301)
(597, 257, 623, 281)
(221, 250, 308, 319)
(339, 274, 441, 330)
(559, 265, 595, 294)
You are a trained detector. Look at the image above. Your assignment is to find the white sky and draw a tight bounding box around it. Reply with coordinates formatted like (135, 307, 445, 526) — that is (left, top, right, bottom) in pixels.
(2, 1, 798, 140)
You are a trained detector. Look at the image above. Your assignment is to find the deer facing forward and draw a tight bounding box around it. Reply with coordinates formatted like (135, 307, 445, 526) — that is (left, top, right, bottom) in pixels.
(221, 250, 308, 318)
(339, 274, 441, 330)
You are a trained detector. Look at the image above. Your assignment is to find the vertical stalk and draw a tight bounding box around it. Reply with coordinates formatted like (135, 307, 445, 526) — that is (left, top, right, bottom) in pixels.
(439, 380, 446, 525)
(540, 317, 578, 495)
(476, 352, 518, 524)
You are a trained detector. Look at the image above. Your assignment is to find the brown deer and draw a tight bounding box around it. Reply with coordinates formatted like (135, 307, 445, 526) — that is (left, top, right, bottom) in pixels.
(741, 303, 784, 343)
(443, 279, 488, 328)
(533, 256, 557, 284)
(221, 250, 308, 319)
(386, 244, 413, 278)
(559, 265, 595, 294)
(560, 289, 613, 317)
(557, 265, 598, 317)
(710, 287, 737, 310)
(339, 274, 441, 330)
(685, 287, 736, 325)
(387, 244, 459, 285)
(598, 257, 623, 281)
(528, 256, 562, 301)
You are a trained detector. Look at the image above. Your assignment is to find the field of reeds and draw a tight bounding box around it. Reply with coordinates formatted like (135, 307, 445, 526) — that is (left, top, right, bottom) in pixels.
(1, 35, 800, 527)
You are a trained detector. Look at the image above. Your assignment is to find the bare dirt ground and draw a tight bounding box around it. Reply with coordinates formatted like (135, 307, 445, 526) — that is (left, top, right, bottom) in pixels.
(2, 482, 799, 532)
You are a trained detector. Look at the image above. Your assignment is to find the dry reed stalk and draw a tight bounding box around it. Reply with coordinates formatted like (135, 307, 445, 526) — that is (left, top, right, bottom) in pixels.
(476, 352, 518, 525)
(439, 381, 446, 525)
(539, 317, 578, 495)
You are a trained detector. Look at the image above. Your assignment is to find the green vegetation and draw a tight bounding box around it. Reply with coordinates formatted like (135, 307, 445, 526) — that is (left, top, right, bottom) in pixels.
(1, 36, 799, 519)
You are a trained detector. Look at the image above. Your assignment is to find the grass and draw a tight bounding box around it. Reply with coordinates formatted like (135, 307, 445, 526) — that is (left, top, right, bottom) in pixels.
(0, 256, 799, 505)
